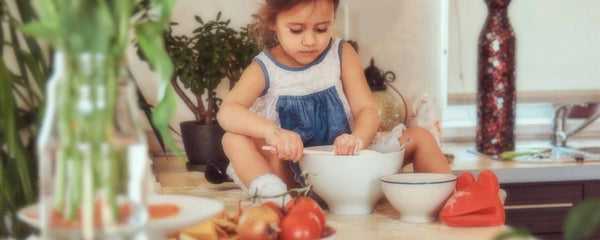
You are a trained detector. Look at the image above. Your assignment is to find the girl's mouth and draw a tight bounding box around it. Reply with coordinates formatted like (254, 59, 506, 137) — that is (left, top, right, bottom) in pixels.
(299, 50, 317, 55)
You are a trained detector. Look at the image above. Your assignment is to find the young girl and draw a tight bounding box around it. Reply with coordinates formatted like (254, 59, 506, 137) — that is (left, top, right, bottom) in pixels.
(217, 0, 451, 205)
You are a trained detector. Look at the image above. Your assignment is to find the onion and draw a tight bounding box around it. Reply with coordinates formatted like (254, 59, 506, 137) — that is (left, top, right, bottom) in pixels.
(236, 205, 281, 240)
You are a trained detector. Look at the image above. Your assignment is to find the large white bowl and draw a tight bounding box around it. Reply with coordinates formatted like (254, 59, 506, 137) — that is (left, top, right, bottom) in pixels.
(299, 144, 404, 215)
(381, 173, 456, 223)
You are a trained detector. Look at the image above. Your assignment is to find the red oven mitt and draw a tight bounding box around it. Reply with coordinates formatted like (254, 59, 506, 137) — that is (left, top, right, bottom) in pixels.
(439, 170, 505, 227)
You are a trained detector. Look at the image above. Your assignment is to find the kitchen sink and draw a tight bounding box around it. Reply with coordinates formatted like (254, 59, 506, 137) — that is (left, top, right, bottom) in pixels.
(553, 146, 600, 162)
(469, 146, 600, 163)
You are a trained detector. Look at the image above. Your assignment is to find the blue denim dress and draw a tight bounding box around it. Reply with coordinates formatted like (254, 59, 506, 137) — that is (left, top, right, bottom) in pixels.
(249, 38, 353, 184)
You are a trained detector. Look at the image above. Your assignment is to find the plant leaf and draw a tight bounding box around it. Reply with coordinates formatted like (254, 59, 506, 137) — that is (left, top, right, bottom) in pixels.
(149, 0, 175, 29)
(14, 49, 44, 104)
(151, 86, 184, 159)
(135, 23, 174, 98)
(0, 148, 9, 235)
(0, 13, 4, 57)
(114, 0, 134, 54)
(129, 68, 167, 154)
(15, 0, 49, 79)
(21, 21, 61, 46)
(8, 23, 31, 90)
(33, 0, 58, 23)
(563, 199, 600, 240)
(0, 59, 34, 203)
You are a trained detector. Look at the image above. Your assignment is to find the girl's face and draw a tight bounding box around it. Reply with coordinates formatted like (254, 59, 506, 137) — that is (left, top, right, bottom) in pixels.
(271, 0, 334, 66)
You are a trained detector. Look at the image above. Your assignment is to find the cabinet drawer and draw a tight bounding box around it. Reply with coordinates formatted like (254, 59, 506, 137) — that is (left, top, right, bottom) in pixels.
(534, 233, 563, 240)
(584, 182, 600, 199)
(501, 182, 583, 205)
(506, 207, 571, 234)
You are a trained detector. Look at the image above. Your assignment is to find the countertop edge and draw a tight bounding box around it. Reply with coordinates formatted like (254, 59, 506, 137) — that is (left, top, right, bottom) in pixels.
(452, 164, 600, 183)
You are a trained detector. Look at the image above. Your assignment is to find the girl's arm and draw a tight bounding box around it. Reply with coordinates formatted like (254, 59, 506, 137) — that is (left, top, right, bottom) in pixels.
(217, 61, 276, 138)
(340, 42, 380, 146)
(217, 62, 304, 161)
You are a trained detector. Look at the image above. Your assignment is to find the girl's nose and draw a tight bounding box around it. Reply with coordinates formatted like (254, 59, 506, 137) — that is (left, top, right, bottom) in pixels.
(301, 32, 316, 47)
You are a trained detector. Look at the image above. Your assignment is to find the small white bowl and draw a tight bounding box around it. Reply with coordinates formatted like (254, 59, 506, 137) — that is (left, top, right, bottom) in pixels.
(381, 173, 456, 223)
(299, 144, 404, 215)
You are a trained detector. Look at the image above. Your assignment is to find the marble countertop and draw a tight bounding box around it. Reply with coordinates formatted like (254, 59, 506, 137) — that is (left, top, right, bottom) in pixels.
(151, 138, 600, 239)
(323, 204, 511, 240)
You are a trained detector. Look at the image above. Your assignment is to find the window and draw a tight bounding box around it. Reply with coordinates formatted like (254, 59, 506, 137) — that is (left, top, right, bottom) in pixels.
(442, 0, 600, 141)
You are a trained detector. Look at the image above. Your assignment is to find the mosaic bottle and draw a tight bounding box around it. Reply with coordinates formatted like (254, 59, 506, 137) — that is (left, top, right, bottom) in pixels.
(476, 0, 516, 156)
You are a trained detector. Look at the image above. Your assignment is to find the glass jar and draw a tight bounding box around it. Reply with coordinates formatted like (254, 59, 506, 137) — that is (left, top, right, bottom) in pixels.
(372, 90, 405, 132)
(364, 58, 406, 132)
(36, 52, 149, 239)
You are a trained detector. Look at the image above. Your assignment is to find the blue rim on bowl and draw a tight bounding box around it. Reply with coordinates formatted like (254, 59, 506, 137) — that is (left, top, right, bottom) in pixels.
(380, 173, 457, 185)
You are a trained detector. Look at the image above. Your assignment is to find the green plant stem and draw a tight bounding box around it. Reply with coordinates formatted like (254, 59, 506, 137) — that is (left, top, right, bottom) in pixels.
(105, 58, 121, 221)
(107, 149, 120, 220)
(53, 152, 66, 210)
(246, 185, 313, 204)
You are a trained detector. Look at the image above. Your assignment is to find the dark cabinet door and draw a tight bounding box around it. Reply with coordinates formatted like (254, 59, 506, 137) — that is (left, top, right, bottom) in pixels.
(584, 182, 600, 239)
(584, 182, 600, 199)
(500, 180, 600, 239)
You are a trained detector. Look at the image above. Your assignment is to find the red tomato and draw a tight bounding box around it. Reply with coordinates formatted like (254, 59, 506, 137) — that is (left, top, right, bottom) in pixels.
(285, 197, 326, 228)
(261, 201, 284, 220)
(280, 211, 323, 240)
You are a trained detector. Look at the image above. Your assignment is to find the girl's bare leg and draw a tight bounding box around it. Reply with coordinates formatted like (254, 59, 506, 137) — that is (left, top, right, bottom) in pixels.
(399, 127, 452, 174)
(222, 132, 298, 188)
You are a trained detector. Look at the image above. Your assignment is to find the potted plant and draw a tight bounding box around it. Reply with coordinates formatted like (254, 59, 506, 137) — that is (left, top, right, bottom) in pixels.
(21, 0, 178, 238)
(153, 12, 259, 181)
(0, 0, 48, 237)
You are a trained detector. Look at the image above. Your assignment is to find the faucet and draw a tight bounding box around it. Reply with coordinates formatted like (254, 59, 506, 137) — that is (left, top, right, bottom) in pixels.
(551, 103, 600, 147)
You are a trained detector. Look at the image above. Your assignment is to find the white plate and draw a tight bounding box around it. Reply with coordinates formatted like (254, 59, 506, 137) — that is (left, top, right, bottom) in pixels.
(18, 194, 223, 236)
(145, 194, 223, 233)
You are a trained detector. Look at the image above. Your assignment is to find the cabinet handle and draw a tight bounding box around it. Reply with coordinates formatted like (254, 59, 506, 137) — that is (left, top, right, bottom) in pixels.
(505, 203, 573, 210)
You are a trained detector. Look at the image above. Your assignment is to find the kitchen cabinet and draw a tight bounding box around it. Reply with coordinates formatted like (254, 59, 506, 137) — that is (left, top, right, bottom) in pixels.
(501, 180, 600, 239)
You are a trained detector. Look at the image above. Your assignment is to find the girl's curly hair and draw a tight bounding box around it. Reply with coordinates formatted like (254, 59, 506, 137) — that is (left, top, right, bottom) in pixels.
(249, 0, 340, 49)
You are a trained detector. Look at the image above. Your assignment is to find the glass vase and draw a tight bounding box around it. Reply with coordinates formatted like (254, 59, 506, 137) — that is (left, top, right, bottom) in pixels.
(372, 90, 405, 132)
(476, 0, 517, 156)
(36, 52, 149, 239)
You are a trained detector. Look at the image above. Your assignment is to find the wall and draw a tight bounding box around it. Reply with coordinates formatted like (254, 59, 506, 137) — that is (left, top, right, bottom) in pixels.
(448, 0, 600, 97)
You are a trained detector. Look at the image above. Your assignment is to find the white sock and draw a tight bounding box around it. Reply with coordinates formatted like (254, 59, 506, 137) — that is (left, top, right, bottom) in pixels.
(246, 173, 291, 208)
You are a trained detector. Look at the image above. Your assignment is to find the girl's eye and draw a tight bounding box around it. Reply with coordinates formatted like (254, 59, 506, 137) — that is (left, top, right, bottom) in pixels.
(316, 28, 327, 33)
(290, 29, 302, 34)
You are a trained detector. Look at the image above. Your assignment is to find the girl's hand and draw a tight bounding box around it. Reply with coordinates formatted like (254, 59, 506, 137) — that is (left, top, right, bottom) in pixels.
(264, 127, 304, 162)
(334, 134, 364, 155)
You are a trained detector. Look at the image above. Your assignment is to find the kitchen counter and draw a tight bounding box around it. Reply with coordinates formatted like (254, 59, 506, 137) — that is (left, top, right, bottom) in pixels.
(152, 156, 514, 240)
(150, 139, 600, 239)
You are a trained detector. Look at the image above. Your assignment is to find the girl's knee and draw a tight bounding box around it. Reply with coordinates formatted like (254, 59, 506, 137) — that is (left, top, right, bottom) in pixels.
(222, 132, 249, 149)
(404, 126, 434, 140)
